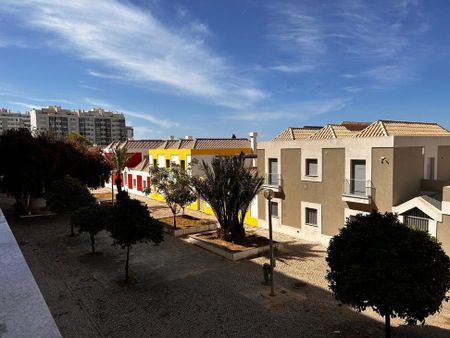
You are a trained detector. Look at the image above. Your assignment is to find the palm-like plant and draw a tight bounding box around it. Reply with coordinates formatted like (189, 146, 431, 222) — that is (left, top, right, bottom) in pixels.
(109, 146, 131, 194)
(193, 152, 264, 243)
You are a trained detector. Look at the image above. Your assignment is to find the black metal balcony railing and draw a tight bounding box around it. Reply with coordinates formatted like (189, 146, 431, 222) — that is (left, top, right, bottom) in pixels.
(265, 173, 282, 187)
(343, 179, 372, 198)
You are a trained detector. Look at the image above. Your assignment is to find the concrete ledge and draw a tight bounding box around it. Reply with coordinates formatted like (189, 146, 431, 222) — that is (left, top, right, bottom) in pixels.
(188, 234, 283, 261)
(164, 222, 217, 237)
(0, 209, 61, 338)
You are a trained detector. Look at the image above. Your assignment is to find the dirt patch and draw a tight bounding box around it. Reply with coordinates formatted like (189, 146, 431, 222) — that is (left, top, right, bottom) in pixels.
(194, 231, 271, 252)
(159, 215, 216, 229)
(93, 192, 113, 200)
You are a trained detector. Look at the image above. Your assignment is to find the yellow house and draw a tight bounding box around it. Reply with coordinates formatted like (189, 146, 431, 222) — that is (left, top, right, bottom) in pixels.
(148, 136, 259, 226)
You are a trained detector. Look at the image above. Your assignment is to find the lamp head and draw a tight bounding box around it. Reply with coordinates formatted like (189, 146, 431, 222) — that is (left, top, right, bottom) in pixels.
(264, 189, 274, 200)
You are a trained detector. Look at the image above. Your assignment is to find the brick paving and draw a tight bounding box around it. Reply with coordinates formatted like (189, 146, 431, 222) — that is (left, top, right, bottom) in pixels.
(4, 191, 450, 337)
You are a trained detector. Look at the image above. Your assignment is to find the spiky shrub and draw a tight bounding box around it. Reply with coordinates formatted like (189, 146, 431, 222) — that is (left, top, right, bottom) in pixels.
(326, 211, 450, 338)
(47, 176, 95, 236)
(108, 196, 163, 281)
(192, 152, 263, 243)
(72, 204, 111, 254)
(150, 163, 197, 228)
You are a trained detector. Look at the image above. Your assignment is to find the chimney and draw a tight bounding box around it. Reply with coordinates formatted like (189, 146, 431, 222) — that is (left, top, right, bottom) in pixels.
(249, 131, 257, 166)
(185, 135, 193, 140)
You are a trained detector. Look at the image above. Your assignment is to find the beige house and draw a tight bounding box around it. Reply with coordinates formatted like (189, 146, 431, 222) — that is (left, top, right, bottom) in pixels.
(257, 120, 450, 254)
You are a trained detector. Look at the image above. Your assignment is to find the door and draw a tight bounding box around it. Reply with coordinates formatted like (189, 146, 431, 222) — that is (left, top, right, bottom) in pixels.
(128, 174, 133, 189)
(350, 160, 366, 196)
(137, 175, 142, 191)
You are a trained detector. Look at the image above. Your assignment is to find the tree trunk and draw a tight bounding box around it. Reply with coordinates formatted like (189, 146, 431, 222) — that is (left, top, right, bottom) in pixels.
(385, 313, 391, 338)
(173, 212, 177, 229)
(125, 245, 130, 282)
(115, 176, 122, 193)
(90, 233, 95, 254)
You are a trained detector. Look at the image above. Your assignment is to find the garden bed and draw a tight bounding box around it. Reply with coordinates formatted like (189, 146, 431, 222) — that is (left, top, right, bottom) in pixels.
(188, 231, 283, 261)
(159, 215, 217, 237)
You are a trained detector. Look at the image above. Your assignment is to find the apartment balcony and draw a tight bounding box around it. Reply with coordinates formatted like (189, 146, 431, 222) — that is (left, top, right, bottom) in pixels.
(341, 179, 372, 204)
(263, 173, 283, 192)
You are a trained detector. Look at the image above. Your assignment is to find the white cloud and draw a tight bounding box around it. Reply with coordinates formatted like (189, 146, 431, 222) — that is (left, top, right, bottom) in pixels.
(268, 1, 429, 84)
(227, 98, 347, 122)
(8, 101, 38, 109)
(1, 0, 266, 109)
(83, 97, 179, 129)
(269, 64, 314, 74)
(342, 86, 363, 93)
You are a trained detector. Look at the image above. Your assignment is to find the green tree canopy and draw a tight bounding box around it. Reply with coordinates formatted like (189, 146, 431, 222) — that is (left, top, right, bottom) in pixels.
(192, 152, 263, 242)
(0, 129, 111, 214)
(326, 211, 450, 338)
(108, 197, 163, 281)
(68, 132, 93, 147)
(47, 176, 95, 236)
(72, 204, 111, 254)
(150, 163, 197, 228)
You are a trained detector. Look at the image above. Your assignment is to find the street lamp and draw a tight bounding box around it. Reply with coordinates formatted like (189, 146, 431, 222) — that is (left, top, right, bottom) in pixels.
(263, 188, 275, 296)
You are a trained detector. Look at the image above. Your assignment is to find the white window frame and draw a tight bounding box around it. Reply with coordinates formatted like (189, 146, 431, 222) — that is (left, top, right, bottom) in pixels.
(301, 149, 322, 182)
(301, 201, 322, 232)
(305, 158, 318, 177)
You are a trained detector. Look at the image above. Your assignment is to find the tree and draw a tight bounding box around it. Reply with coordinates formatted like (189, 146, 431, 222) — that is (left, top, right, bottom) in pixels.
(108, 196, 163, 281)
(0, 129, 110, 214)
(47, 176, 95, 236)
(68, 132, 93, 147)
(326, 211, 450, 338)
(150, 163, 197, 228)
(108, 146, 131, 196)
(72, 204, 110, 254)
(192, 152, 264, 242)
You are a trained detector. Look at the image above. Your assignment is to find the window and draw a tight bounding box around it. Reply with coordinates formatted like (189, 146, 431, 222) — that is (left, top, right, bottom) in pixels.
(143, 180, 147, 189)
(268, 158, 279, 185)
(153, 158, 157, 167)
(133, 179, 136, 188)
(305, 208, 318, 226)
(270, 201, 279, 218)
(426, 157, 435, 180)
(166, 159, 171, 168)
(306, 159, 318, 176)
(180, 160, 186, 171)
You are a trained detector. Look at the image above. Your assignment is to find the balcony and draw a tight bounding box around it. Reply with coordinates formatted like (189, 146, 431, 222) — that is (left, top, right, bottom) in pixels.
(263, 173, 283, 191)
(342, 179, 372, 204)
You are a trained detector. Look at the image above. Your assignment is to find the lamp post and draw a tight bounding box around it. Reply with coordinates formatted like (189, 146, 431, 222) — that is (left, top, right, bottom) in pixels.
(264, 188, 275, 296)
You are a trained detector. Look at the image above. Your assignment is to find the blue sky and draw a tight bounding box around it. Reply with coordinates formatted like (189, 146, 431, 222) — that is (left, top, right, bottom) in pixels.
(1, 0, 450, 140)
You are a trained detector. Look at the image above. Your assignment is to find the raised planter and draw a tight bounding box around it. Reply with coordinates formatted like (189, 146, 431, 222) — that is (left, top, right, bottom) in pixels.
(164, 222, 217, 237)
(188, 231, 283, 261)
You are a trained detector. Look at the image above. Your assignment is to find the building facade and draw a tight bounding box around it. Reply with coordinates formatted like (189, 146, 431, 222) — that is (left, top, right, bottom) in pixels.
(0, 108, 30, 135)
(258, 120, 450, 254)
(29, 106, 133, 146)
(105, 134, 259, 226)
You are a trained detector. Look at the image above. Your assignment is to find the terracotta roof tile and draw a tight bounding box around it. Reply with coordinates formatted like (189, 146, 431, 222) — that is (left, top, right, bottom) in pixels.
(193, 138, 251, 149)
(272, 127, 321, 141)
(355, 120, 450, 137)
(309, 124, 360, 140)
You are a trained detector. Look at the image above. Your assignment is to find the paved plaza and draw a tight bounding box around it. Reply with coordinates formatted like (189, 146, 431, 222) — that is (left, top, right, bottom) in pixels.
(4, 193, 450, 337)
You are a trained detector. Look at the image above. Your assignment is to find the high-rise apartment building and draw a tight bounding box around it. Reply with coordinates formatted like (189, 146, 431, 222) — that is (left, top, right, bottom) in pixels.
(0, 108, 31, 134)
(29, 106, 133, 146)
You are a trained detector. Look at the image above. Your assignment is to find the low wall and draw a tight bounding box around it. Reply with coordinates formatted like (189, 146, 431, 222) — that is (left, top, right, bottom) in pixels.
(0, 209, 61, 338)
